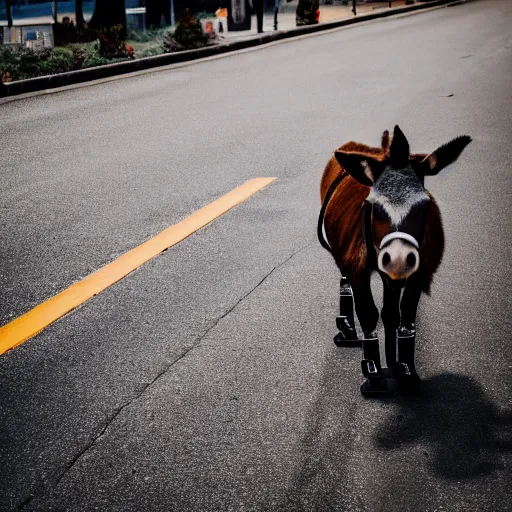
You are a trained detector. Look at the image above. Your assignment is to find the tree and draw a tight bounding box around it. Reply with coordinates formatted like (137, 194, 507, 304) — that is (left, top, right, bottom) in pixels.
(88, 0, 126, 36)
(146, 0, 171, 28)
(6, 0, 13, 29)
(75, 0, 85, 30)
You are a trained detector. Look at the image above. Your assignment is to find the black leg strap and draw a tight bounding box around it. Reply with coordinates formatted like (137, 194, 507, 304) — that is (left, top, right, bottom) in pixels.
(395, 324, 421, 392)
(339, 276, 356, 330)
(361, 335, 381, 376)
(360, 335, 392, 396)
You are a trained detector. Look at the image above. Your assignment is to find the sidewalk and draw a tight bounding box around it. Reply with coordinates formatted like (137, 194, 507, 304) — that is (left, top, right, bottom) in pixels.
(0, 1, 416, 40)
(221, 0, 410, 41)
(1, 0, 451, 99)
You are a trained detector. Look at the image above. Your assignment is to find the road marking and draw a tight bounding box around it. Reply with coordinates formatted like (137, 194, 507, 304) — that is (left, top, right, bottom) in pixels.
(0, 178, 277, 355)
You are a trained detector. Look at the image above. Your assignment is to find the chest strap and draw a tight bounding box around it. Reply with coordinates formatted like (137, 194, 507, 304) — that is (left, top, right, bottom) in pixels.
(317, 171, 348, 253)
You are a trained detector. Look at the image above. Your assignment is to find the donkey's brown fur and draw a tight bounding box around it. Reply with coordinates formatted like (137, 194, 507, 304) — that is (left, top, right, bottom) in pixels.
(319, 127, 471, 392)
(320, 135, 444, 292)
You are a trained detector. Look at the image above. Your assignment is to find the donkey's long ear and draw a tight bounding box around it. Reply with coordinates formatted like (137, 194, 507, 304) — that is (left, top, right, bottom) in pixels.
(420, 135, 472, 176)
(381, 130, 390, 152)
(389, 125, 410, 168)
(334, 151, 383, 187)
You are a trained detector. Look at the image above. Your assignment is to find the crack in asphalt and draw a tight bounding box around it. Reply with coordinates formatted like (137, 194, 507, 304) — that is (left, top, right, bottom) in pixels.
(19, 240, 315, 510)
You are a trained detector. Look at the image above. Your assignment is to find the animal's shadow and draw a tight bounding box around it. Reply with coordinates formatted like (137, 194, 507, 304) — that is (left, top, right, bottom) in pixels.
(278, 365, 511, 511)
(375, 373, 512, 479)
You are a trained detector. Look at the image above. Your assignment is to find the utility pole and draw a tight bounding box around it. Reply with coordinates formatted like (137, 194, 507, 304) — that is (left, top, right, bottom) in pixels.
(274, 0, 279, 30)
(76, 0, 85, 29)
(352, 0, 356, 16)
(170, 0, 175, 26)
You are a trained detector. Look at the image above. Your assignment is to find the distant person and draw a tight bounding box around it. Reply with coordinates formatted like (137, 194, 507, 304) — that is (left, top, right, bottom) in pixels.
(253, 0, 264, 33)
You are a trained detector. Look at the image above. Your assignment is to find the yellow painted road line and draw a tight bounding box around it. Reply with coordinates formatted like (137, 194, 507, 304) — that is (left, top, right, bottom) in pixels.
(0, 178, 277, 355)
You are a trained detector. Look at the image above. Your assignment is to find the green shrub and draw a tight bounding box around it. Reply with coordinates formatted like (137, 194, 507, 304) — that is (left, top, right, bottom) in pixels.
(0, 42, 131, 81)
(135, 45, 163, 58)
(126, 28, 166, 58)
(72, 41, 106, 67)
(72, 41, 129, 68)
(0, 46, 22, 80)
(0, 45, 76, 81)
(163, 9, 207, 52)
(126, 27, 168, 43)
(97, 24, 127, 58)
(37, 47, 75, 75)
(194, 11, 216, 20)
(162, 32, 185, 53)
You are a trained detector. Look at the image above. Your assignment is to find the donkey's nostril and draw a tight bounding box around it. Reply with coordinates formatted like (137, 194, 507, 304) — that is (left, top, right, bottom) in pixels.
(382, 252, 391, 266)
(407, 253, 416, 267)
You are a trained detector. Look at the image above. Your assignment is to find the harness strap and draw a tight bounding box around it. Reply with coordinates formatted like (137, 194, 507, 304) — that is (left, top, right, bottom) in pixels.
(364, 201, 376, 265)
(317, 171, 347, 253)
(318, 172, 423, 263)
(380, 232, 419, 250)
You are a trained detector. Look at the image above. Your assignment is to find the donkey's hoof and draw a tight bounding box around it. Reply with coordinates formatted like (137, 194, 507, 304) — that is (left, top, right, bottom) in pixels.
(360, 375, 392, 396)
(333, 316, 358, 346)
(336, 316, 356, 335)
(333, 331, 359, 347)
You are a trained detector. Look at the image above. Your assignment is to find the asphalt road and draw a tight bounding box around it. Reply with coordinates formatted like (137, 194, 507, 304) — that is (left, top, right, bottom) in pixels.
(1, 0, 511, 510)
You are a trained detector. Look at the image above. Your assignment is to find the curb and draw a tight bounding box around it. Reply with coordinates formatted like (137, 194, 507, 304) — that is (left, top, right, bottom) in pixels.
(0, 0, 464, 99)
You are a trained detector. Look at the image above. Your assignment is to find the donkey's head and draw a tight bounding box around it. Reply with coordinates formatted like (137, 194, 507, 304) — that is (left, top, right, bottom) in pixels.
(334, 126, 471, 281)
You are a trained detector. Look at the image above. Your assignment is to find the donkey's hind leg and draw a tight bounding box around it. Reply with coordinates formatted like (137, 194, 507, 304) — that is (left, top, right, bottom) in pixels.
(333, 275, 359, 346)
(351, 280, 391, 395)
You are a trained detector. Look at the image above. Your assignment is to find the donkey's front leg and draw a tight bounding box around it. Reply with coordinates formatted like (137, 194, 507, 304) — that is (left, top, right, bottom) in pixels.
(381, 278, 402, 369)
(395, 276, 423, 392)
(351, 279, 389, 395)
(352, 278, 379, 338)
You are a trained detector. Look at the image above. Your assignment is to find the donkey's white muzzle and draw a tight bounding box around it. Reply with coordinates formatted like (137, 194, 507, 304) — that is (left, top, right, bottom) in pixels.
(378, 234, 420, 280)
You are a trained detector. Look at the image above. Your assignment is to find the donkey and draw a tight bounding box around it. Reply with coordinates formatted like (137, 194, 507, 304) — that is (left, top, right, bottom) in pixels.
(319, 126, 471, 394)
